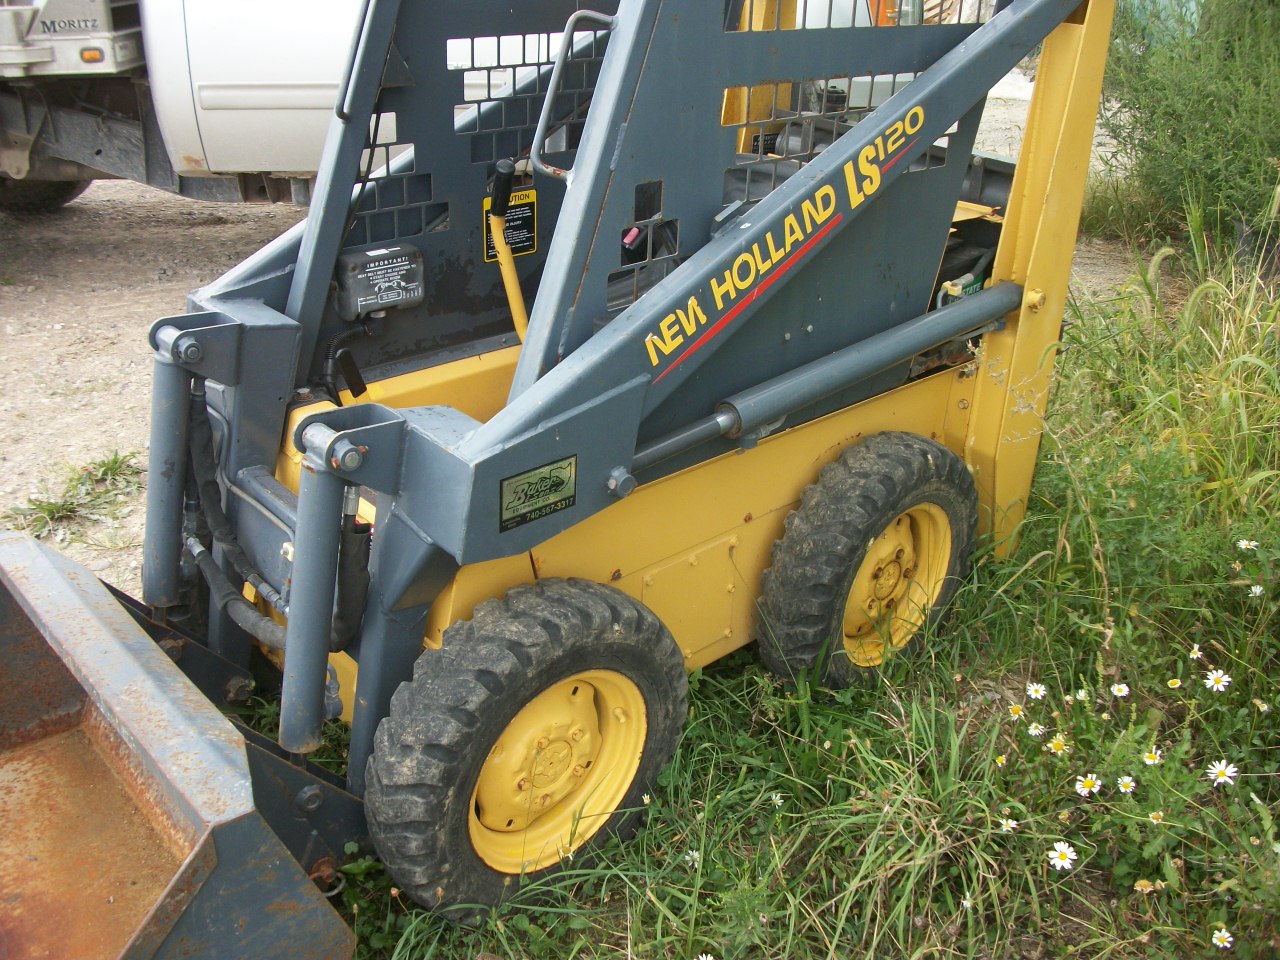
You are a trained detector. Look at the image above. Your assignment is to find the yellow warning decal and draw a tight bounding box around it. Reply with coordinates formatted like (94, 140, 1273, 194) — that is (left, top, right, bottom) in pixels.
(483, 189, 538, 262)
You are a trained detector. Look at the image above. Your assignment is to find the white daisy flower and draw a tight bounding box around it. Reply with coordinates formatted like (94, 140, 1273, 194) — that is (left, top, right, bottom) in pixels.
(1149, 810, 1165, 824)
(1117, 775, 1136, 794)
(1189, 644, 1203, 660)
(995, 754, 1007, 767)
(1046, 735, 1069, 756)
(770, 792, 784, 808)
(1143, 747, 1163, 766)
(999, 817, 1018, 833)
(695, 954, 717, 960)
(685, 849, 701, 868)
(1167, 678, 1182, 689)
(1204, 669, 1232, 692)
(1046, 841, 1077, 871)
(1028, 722, 1046, 737)
(1075, 688, 1089, 702)
(1110, 683, 1130, 698)
(1027, 682, 1047, 701)
(1008, 703, 1025, 720)
(1075, 773, 1102, 797)
(961, 896, 974, 910)
(1236, 539, 1259, 551)
(1249, 584, 1265, 598)
(1212, 927, 1233, 949)
(1206, 760, 1238, 787)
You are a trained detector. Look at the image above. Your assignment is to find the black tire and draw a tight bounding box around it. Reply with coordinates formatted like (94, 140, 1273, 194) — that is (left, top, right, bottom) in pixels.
(757, 432, 977, 687)
(0, 178, 91, 214)
(365, 578, 687, 916)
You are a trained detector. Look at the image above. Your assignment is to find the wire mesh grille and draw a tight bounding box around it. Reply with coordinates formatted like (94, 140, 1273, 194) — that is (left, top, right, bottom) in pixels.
(447, 30, 609, 164)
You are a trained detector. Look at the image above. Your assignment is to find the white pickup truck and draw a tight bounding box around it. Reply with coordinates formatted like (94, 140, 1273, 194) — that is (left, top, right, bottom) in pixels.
(0, 0, 361, 211)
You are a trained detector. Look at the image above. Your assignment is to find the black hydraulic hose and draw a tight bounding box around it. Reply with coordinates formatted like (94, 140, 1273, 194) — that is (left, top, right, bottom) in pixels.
(330, 513, 371, 652)
(187, 377, 285, 612)
(320, 321, 373, 406)
(186, 537, 286, 651)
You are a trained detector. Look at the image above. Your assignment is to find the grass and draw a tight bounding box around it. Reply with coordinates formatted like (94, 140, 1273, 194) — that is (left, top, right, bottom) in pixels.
(312, 243, 1278, 958)
(3, 451, 142, 541)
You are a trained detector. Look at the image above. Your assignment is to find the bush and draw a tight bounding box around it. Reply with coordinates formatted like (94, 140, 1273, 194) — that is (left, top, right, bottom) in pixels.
(1101, 0, 1280, 236)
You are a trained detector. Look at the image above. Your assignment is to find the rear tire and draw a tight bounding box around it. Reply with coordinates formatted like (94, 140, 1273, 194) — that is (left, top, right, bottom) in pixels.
(0, 178, 91, 214)
(365, 578, 687, 917)
(757, 432, 977, 687)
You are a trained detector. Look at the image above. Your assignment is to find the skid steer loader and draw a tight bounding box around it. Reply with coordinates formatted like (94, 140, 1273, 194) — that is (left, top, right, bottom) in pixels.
(0, 0, 1115, 955)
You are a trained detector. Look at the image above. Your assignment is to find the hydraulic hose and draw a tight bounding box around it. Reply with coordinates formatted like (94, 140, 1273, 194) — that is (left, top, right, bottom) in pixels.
(187, 378, 284, 612)
(320, 320, 373, 406)
(186, 537, 286, 651)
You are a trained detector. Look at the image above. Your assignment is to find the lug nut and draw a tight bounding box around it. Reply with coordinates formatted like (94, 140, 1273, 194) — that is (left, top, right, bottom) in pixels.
(536, 737, 550, 750)
(895, 548, 904, 559)
(517, 777, 531, 791)
(570, 728, 584, 742)
(572, 765, 585, 777)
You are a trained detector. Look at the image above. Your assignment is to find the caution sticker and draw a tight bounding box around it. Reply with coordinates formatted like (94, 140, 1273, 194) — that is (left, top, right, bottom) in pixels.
(500, 455, 576, 532)
(483, 189, 537, 262)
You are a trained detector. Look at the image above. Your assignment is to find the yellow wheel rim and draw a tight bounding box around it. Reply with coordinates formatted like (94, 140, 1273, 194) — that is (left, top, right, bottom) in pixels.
(841, 503, 952, 668)
(469, 670, 647, 874)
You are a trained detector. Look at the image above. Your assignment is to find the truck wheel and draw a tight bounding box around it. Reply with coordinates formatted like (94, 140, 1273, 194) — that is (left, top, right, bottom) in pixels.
(365, 578, 687, 916)
(0, 178, 91, 214)
(757, 433, 977, 687)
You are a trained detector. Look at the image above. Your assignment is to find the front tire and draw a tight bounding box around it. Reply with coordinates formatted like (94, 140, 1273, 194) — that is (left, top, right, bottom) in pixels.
(365, 578, 687, 915)
(757, 432, 977, 687)
(0, 178, 91, 214)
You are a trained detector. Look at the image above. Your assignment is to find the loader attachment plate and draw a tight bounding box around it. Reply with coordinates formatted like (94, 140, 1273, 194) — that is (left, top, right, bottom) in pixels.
(0, 532, 354, 960)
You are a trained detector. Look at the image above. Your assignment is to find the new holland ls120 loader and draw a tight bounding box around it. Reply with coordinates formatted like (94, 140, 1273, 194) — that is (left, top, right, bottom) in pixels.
(0, 0, 1115, 955)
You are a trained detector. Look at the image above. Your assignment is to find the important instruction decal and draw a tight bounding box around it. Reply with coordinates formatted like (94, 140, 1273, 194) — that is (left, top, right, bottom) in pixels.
(483, 189, 538, 262)
(500, 455, 577, 532)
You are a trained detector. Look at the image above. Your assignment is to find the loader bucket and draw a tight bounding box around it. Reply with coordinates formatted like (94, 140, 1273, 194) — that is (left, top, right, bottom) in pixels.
(0, 533, 354, 960)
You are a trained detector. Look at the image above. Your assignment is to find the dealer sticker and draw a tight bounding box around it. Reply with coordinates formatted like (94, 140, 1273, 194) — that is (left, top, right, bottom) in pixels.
(500, 455, 577, 532)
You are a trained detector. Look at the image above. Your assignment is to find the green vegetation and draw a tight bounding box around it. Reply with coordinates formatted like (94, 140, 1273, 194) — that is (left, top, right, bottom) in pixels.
(4, 451, 142, 540)
(1094, 0, 1280, 239)
(326, 246, 1277, 957)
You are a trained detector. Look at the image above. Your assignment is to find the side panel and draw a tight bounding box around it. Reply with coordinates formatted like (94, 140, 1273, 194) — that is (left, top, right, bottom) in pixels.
(530, 366, 974, 667)
(182, 0, 363, 174)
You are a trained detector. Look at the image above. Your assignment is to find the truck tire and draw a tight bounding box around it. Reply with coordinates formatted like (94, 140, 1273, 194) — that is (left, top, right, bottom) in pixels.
(757, 432, 977, 687)
(365, 578, 687, 917)
(0, 178, 91, 213)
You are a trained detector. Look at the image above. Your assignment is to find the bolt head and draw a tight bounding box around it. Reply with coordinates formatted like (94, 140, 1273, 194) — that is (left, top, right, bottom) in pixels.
(295, 784, 324, 813)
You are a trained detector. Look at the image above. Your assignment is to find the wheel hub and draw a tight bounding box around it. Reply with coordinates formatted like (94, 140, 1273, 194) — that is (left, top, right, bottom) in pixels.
(841, 504, 951, 667)
(475, 679, 601, 832)
(468, 667, 649, 875)
(531, 739, 574, 788)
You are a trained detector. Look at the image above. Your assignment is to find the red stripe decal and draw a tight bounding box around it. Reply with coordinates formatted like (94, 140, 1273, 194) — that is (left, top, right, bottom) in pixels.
(653, 212, 844, 385)
(881, 137, 919, 173)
